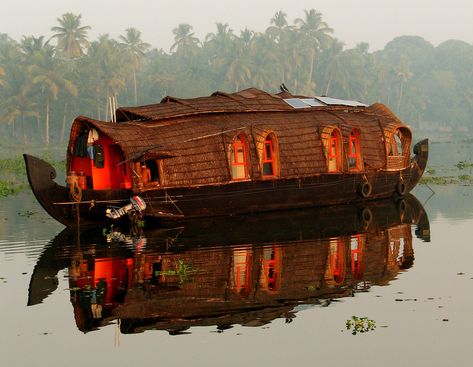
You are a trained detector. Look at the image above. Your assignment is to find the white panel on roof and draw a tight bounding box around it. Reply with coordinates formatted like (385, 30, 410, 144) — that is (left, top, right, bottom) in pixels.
(284, 98, 311, 109)
(301, 98, 326, 107)
(315, 96, 367, 107)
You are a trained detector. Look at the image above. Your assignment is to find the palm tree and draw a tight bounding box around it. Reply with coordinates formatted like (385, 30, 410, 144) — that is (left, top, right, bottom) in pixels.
(85, 35, 128, 119)
(29, 44, 78, 144)
(224, 37, 253, 91)
(249, 33, 282, 90)
(319, 39, 346, 96)
(266, 10, 288, 41)
(20, 36, 49, 56)
(205, 23, 237, 88)
(396, 59, 413, 109)
(295, 9, 333, 94)
(0, 64, 4, 88)
(0, 68, 37, 144)
(51, 13, 91, 58)
(119, 28, 150, 104)
(170, 23, 200, 56)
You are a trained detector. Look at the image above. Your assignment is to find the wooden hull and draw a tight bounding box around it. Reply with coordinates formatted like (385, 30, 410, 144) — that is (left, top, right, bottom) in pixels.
(23, 139, 428, 227)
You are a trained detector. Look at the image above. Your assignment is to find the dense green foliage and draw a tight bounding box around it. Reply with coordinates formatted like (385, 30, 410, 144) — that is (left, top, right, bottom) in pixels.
(1, 10, 473, 148)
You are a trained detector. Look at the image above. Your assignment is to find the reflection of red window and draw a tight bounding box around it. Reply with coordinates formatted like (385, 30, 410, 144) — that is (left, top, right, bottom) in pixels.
(351, 235, 365, 279)
(348, 130, 361, 171)
(231, 136, 249, 180)
(262, 136, 276, 177)
(233, 249, 251, 293)
(263, 247, 279, 291)
(328, 130, 341, 172)
(330, 239, 345, 284)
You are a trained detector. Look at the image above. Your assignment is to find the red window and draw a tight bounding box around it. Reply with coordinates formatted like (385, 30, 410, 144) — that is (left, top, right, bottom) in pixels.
(348, 129, 361, 171)
(262, 136, 276, 177)
(328, 130, 341, 172)
(230, 136, 249, 180)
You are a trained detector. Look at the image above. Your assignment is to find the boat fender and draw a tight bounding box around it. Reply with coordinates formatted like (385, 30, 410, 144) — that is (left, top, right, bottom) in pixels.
(360, 207, 373, 228)
(396, 180, 407, 196)
(397, 198, 407, 214)
(358, 181, 372, 198)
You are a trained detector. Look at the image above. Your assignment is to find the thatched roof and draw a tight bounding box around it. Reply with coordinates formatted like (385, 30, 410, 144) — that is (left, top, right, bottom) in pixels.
(68, 88, 411, 187)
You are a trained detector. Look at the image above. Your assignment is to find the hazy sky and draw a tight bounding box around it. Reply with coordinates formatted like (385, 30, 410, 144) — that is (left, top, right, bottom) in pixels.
(1, 0, 472, 51)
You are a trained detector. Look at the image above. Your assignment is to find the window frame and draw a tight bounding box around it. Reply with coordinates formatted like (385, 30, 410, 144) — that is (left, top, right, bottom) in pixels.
(230, 134, 250, 181)
(262, 134, 278, 178)
(348, 129, 362, 172)
(327, 129, 342, 173)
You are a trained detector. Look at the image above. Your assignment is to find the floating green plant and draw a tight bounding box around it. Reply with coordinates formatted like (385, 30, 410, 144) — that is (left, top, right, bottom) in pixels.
(456, 160, 473, 170)
(156, 260, 197, 285)
(419, 176, 456, 185)
(345, 316, 376, 335)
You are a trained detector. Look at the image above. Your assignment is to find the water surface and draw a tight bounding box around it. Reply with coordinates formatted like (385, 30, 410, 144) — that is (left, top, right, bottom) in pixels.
(1, 182, 472, 367)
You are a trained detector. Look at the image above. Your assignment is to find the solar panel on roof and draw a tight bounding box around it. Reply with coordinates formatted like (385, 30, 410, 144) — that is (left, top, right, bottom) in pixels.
(283, 98, 311, 109)
(301, 98, 326, 107)
(315, 96, 367, 107)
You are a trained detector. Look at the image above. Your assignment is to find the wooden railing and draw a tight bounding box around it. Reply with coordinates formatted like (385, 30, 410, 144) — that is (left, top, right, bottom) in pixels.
(386, 155, 408, 170)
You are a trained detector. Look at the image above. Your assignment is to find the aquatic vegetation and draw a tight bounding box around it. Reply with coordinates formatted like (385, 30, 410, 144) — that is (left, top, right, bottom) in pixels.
(345, 316, 376, 335)
(0, 180, 26, 197)
(17, 210, 38, 217)
(419, 176, 456, 185)
(155, 260, 197, 285)
(455, 160, 473, 170)
(0, 155, 65, 198)
(0, 156, 26, 174)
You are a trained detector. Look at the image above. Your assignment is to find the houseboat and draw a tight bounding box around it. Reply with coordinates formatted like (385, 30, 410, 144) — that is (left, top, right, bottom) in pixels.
(24, 87, 428, 226)
(27, 194, 429, 333)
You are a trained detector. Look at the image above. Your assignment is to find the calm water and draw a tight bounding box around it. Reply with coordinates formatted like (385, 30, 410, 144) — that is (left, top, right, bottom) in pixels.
(1, 182, 473, 366)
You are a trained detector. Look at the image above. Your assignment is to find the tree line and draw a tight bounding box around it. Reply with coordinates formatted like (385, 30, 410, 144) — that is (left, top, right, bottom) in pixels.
(1, 10, 473, 147)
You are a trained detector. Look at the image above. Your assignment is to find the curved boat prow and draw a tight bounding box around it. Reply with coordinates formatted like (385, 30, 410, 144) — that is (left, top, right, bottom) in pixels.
(23, 154, 71, 226)
(406, 139, 429, 191)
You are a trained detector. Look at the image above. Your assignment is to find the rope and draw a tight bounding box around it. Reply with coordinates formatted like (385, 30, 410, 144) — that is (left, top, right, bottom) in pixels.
(69, 180, 82, 202)
(69, 180, 82, 221)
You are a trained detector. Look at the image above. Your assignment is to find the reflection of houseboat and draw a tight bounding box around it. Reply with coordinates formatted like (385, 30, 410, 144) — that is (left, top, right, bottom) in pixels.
(24, 88, 428, 226)
(28, 194, 429, 334)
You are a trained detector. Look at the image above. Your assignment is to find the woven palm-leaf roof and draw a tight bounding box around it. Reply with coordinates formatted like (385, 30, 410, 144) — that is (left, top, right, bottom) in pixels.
(68, 88, 411, 188)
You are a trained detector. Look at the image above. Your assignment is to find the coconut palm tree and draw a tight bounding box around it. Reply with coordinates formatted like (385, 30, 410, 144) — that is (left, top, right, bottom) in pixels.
(266, 10, 288, 42)
(119, 27, 150, 104)
(20, 36, 49, 56)
(171, 23, 200, 56)
(51, 13, 91, 58)
(0, 67, 37, 143)
(29, 45, 78, 145)
(85, 35, 128, 119)
(295, 9, 333, 94)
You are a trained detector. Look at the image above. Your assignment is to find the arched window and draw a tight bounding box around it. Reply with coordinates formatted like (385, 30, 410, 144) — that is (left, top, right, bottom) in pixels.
(348, 129, 362, 171)
(328, 129, 342, 172)
(262, 134, 278, 177)
(386, 128, 412, 170)
(230, 135, 249, 180)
